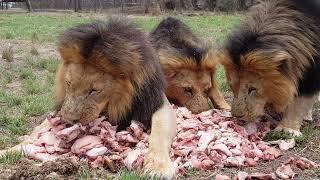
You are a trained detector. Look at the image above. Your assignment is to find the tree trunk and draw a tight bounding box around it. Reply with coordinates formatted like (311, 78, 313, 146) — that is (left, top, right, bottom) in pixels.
(25, 0, 33, 12)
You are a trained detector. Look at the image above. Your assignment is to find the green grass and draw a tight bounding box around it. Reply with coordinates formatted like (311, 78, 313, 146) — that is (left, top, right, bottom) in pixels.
(0, 91, 23, 107)
(0, 54, 57, 147)
(263, 123, 319, 145)
(0, 14, 242, 43)
(118, 170, 157, 180)
(0, 14, 92, 41)
(23, 95, 54, 117)
(296, 123, 319, 145)
(25, 56, 59, 72)
(263, 131, 296, 142)
(216, 65, 230, 92)
(78, 166, 91, 180)
(18, 67, 36, 80)
(0, 151, 24, 165)
(133, 15, 242, 44)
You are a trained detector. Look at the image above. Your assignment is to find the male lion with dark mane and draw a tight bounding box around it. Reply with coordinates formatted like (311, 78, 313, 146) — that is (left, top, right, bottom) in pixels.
(150, 17, 230, 114)
(1, 18, 177, 179)
(220, 0, 320, 136)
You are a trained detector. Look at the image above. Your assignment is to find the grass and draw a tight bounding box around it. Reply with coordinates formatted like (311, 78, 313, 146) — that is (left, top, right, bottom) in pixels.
(0, 92, 23, 107)
(78, 166, 91, 180)
(118, 170, 157, 180)
(0, 14, 242, 42)
(2, 46, 14, 62)
(18, 67, 36, 80)
(30, 46, 39, 56)
(263, 123, 319, 145)
(0, 14, 92, 41)
(0, 57, 57, 148)
(25, 56, 59, 72)
(216, 65, 230, 92)
(0, 151, 24, 165)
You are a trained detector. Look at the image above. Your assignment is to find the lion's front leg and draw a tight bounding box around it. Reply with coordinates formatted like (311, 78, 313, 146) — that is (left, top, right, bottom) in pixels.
(143, 95, 177, 179)
(303, 93, 319, 121)
(275, 95, 318, 137)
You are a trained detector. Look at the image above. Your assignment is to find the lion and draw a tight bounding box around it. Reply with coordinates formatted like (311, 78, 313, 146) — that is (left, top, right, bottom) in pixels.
(150, 17, 230, 114)
(220, 0, 320, 136)
(1, 18, 177, 179)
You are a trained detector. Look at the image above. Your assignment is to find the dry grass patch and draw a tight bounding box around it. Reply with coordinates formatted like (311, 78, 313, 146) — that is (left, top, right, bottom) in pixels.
(30, 46, 39, 56)
(2, 46, 14, 62)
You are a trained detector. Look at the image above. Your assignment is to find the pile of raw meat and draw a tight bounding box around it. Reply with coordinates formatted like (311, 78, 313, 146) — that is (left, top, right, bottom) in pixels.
(216, 156, 319, 180)
(17, 105, 318, 178)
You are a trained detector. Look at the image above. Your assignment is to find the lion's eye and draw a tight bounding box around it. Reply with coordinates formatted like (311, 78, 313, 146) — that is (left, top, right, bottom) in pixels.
(184, 87, 193, 96)
(248, 87, 257, 95)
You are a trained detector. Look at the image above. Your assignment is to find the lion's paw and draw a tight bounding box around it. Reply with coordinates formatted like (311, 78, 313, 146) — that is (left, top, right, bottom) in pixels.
(274, 126, 302, 137)
(143, 154, 175, 180)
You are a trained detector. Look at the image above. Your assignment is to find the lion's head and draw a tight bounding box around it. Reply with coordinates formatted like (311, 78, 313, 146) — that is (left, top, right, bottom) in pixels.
(165, 68, 212, 114)
(150, 17, 229, 113)
(225, 67, 266, 122)
(221, 50, 304, 122)
(220, 0, 320, 123)
(54, 19, 159, 126)
(55, 62, 134, 125)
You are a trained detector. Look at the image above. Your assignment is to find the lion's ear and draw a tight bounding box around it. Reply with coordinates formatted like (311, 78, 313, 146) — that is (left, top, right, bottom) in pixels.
(58, 23, 101, 64)
(279, 59, 291, 73)
(58, 43, 86, 63)
(274, 51, 292, 75)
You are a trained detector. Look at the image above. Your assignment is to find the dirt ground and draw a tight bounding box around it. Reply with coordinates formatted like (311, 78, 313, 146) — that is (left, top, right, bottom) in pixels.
(0, 40, 319, 180)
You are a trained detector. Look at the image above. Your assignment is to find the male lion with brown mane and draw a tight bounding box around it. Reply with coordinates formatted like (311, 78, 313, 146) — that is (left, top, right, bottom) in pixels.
(1, 18, 177, 179)
(220, 0, 320, 136)
(150, 17, 230, 114)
